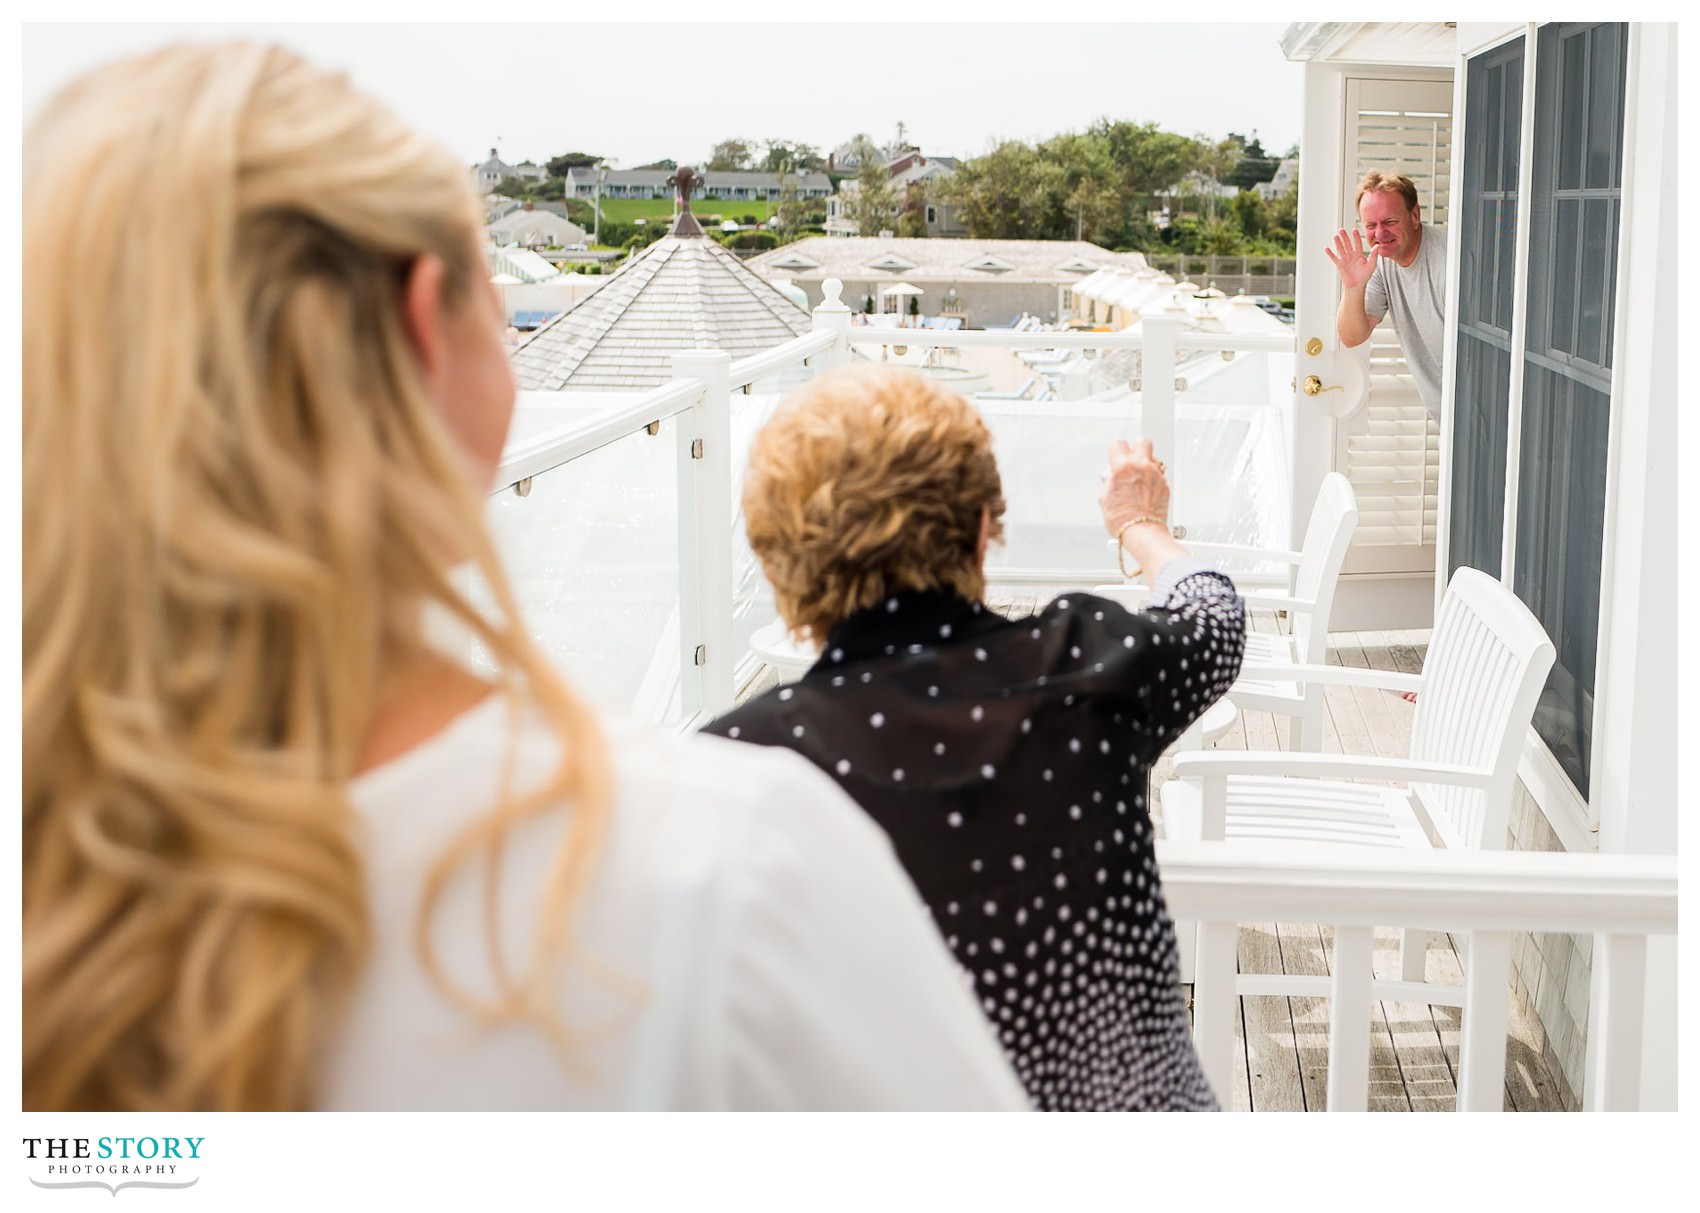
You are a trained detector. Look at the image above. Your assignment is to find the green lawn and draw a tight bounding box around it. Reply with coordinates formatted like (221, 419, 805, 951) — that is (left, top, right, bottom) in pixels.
(593, 197, 778, 223)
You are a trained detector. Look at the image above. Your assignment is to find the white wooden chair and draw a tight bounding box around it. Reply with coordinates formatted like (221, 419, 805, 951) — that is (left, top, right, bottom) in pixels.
(1162, 566, 1556, 1003)
(748, 617, 816, 683)
(1096, 471, 1358, 751)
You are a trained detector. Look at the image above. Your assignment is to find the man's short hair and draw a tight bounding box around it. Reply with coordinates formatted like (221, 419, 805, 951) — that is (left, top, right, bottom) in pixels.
(1354, 170, 1420, 214)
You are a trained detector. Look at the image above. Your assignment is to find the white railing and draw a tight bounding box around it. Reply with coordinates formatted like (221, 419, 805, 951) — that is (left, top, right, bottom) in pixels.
(842, 319, 1292, 474)
(1158, 841, 1678, 1111)
(489, 277, 1294, 724)
(490, 298, 854, 726)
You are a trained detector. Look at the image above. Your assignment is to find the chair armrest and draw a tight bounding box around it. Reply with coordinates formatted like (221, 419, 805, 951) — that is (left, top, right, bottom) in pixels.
(1170, 750, 1492, 788)
(1236, 662, 1424, 694)
(1238, 591, 1317, 613)
(1183, 541, 1306, 566)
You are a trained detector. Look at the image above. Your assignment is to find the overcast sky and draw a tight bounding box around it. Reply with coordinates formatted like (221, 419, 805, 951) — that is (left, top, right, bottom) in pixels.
(20, 16, 1304, 171)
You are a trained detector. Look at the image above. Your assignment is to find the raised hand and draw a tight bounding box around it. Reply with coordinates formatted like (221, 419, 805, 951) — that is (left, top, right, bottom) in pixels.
(1099, 437, 1170, 537)
(1324, 227, 1379, 291)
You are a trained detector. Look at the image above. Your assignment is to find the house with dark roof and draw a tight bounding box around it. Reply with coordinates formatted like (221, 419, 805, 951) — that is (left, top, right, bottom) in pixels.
(564, 168, 832, 204)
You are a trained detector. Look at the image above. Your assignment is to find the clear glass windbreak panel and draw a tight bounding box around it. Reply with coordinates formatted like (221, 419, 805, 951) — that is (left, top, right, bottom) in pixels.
(481, 423, 683, 725)
(979, 351, 1293, 589)
(730, 390, 790, 676)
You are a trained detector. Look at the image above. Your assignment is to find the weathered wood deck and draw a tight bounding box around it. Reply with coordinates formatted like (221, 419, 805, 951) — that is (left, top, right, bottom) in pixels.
(736, 599, 1567, 1111)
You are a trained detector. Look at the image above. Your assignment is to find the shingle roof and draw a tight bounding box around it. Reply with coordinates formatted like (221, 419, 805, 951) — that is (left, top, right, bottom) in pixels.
(509, 236, 812, 391)
(745, 237, 1149, 284)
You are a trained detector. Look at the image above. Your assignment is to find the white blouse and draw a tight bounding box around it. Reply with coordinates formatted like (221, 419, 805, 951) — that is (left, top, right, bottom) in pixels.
(319, 694, 1029, 1110)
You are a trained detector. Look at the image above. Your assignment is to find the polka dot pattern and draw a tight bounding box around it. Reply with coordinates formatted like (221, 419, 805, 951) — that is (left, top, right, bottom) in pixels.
(706, 578, 1246, 1110)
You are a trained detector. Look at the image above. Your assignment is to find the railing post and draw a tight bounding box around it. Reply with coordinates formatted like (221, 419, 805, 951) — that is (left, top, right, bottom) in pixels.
(1584, 932, 1650, 1110)
(670, 350, 735, 721)
(1140, 313, 1178, 468)
(811, 277, 853, 372)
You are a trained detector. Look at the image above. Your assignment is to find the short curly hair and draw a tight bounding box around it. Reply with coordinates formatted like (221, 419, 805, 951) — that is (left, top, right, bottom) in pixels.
(744, 365, 1007, 643)
(1355, 170, 1419, 214)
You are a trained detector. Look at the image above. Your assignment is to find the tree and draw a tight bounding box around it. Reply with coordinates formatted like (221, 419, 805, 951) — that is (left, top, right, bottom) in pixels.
(1096, 119, 1197, 202)
(1186, 134, 1242, 220)
(775, 162, 807, 239)
(707, 138, 754, 172)
(632, 159, 677, 172)
(761, 140, 825, 174)
(897, 182, 929, 237)
(545, 151, 601, 178)
(849, 155, 899, 236)
(1225, 131, 1280, 191)
(935, 140, 1060, 239)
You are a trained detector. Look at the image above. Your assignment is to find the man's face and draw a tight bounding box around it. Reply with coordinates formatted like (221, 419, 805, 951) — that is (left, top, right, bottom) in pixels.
(1358, 190, 1422, 265)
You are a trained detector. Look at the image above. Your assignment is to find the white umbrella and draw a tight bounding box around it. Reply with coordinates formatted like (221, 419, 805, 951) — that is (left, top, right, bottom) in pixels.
(880, 281, 925, 296)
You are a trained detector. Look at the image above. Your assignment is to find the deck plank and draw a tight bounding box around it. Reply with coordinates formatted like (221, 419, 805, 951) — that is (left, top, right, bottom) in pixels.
(1238, 923, 1308, 1111)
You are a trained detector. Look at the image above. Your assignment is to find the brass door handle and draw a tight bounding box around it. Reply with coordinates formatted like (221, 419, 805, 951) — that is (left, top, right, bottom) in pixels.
(1301, 375, 1343, 397)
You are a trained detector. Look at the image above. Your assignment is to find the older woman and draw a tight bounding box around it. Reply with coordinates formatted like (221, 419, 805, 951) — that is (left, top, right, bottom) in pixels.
(22, 45, 1025, 1111)
(707, 365, 1246, 1111)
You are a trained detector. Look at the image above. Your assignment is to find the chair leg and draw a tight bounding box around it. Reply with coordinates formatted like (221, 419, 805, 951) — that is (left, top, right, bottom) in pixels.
(1399, 927, 1429, 983)
(1175, 917, 1198, 984)
(1291, 699, 1324, 752)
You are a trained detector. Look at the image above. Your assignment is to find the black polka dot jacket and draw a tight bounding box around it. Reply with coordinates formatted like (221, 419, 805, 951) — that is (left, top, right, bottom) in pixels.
(705, 567, 1245, 1110)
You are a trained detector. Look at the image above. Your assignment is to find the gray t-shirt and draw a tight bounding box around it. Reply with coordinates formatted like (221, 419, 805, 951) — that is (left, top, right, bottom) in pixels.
(1364, 221, 1447, 417)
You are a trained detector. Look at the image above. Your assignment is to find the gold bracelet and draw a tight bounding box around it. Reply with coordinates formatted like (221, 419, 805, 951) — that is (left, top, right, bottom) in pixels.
(1116, 516, 1167, 579)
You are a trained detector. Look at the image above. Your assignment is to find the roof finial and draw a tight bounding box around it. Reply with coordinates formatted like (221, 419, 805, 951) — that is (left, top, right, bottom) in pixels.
(666, 166, 706, 237)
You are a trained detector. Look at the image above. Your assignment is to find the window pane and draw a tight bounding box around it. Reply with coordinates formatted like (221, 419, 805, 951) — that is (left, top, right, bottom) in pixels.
(1517, 22, 1628, 798)
(1558, 32, 1588, 190)
(1588, 23, 1626, 189)
(1448, 38, 1522, 586)
(1550, 198, 1581, 355)
(1513, 365, 1610, 792)
(1578, 196, 1614, 365)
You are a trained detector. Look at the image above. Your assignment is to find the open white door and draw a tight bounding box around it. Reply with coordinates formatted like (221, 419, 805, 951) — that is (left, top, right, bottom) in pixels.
(1291, 65, 1453, 627)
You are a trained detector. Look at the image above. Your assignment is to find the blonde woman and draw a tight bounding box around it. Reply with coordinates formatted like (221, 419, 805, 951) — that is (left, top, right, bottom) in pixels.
(22, 44, 1026, 1112)
(707, 367, 1246, 1110)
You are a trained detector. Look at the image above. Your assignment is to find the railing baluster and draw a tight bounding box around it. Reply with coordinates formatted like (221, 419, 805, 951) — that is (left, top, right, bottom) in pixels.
(1140, 314, 1179, 467)
(1326, 926, 1374, 1112)
(1456, 930, 1512, 1110)
(671, 350, 734, 720)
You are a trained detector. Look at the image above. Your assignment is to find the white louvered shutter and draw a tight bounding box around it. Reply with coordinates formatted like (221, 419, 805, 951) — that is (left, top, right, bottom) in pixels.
(1338, 77, 1452, 569)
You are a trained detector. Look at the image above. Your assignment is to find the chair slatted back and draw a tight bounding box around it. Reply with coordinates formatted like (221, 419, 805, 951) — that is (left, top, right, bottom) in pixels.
(1290, 472, 1359, 662)
(1409, 568, 1556, 851)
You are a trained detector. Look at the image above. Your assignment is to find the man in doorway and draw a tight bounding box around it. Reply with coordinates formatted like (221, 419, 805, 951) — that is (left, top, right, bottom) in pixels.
(1325, 170, 1447, 422)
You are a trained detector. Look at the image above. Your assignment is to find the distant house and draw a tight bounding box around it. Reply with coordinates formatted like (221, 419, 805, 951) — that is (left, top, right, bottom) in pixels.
(746, 236, 1147, 326)
(564, 168, 832, 203)
(1174, 170, 1241, 200)
(488, 206, 589, 250)
(473, 149, 549, 194)
(472, 148, 515, 194)
(827, 152, 966, 238)
(1254, 157, 1299, 200)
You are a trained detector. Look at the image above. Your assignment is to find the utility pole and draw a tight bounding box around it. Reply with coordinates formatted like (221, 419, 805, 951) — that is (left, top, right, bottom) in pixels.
(592, 162, 607, 246)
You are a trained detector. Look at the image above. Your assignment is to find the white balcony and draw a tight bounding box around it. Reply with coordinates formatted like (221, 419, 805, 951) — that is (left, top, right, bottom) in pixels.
(481, 280, 1676, 1110)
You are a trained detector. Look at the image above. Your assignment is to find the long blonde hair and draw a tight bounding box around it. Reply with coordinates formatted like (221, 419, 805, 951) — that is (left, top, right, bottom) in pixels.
(23, 43, 610, 1110)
